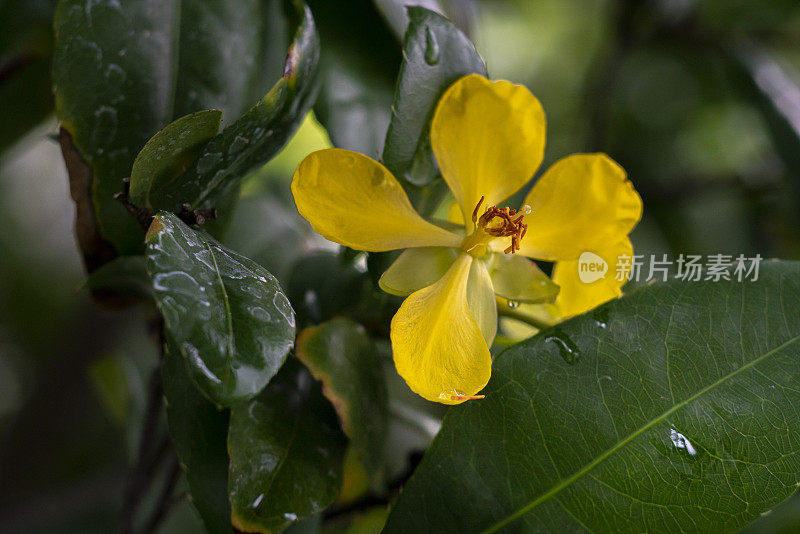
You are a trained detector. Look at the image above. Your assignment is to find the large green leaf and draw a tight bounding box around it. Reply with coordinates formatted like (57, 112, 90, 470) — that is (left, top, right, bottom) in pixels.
(145, 212, 295, 407)
(385, 261, 800, 533)
(172, 0, 284, 122)
(296, 318, 389, 481)
(53, 0, 178, 255)
(162, 337, 232, 534)
(53, 0, 318, 260)
(228, 358, 347, 533)
(382, 6, 486, 186)
(129, 110, 222, 210)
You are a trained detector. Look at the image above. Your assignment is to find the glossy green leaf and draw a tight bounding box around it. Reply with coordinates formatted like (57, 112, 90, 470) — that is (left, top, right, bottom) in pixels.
(296, 318, 389, 481)
(166, 3, 320, 213)
(382, 6, 486, 186)
(228, 358, 347, 533)
(372, 0, 445, 41)
(309, 0, 400, 158)
(162, 337, 232, 534)
(489, 254, 559, 303)
(172, 0, 285, 122)
(385, 261, 800, 533)
(53, 0, 318, 259)
(129, 110, 222, 210)
(53, 0, 179, 255)
(145, 212, 295, 407)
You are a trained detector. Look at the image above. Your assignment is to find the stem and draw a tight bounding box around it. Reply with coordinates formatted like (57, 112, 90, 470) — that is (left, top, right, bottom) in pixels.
(497, 305, 555, 331)
(142, 455, 182, 534)
(120, 316, 169, 534)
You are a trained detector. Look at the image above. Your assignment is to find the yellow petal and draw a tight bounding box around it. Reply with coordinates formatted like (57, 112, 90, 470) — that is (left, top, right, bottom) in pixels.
(378, 247, 458, 296)
(518, 153, 642, 261)
(552, 238, 633, 318)
(467, 258, 497, 346)
(292, 148, 461, 251)
(391, 254, 491, 405)
(431, 74, 545, 223)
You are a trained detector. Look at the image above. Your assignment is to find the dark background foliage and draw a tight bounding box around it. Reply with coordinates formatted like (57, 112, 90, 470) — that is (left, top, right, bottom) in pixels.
(2, 0, 800, 531)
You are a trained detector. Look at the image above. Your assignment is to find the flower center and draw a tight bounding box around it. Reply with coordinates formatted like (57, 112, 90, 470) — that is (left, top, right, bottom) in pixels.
(461, 196, 530, 257)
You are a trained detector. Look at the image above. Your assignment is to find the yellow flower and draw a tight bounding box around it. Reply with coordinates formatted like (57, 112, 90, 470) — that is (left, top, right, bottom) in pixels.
(292, 74, 641, 405)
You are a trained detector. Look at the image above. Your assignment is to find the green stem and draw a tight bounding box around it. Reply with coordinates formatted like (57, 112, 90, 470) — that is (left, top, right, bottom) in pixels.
(497, 305, 555, 331)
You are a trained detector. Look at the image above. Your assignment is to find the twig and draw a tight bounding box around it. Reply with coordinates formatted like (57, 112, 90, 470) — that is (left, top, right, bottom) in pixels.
(497, 304, 555, 332)
(119, 318, 168, 534)
(141, 455, 182, 534)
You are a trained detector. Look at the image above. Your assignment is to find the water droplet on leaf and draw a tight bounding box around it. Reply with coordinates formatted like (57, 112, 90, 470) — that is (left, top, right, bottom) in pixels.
(545, 330, 581, 364)
(669, 428, 697, 456)
(424, 26, 440, 65)
(507, 300, 520, 309)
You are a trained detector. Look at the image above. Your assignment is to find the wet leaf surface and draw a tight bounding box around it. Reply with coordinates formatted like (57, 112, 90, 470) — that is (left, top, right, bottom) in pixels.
(296, 318, 389, 482)
(162, 337, 232, 534)
(146, 212, 295, 407)
(228, 359, 347, 533)
(382, 6, 486, 186)
(385, 261, 800, 533)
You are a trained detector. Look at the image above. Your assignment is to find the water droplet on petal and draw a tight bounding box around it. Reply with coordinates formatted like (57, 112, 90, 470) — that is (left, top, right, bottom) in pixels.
(507, 300, 520, 309)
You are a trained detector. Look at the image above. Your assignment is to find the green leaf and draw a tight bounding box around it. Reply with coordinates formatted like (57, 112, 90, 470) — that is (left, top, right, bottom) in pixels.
(145, 212, 295, 407)
(166, 2, 320, 214)
(309, 0, 400, 158)
(53, 0, 319, 259)
(371, 0, 445, 41)
(53, 0, 179, 255)
(295, 318, 389, 481)
(129, 110, 222, 210)
(172, 0, 286, 122)
(384, 261, 800, 533)
(228, 358, 347, 533)
(382, 6, 486, 186)
(162, 337, 232, 534)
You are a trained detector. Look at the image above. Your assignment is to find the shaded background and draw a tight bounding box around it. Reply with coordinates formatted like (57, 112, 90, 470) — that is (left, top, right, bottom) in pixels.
(2, 0, 800, 531)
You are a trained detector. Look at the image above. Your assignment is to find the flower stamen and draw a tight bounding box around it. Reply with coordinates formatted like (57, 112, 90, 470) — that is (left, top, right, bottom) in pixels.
(472, 199, 530, 254)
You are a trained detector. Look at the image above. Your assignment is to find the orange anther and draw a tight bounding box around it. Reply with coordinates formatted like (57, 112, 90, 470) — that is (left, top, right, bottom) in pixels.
(451, 394, 485, 401)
